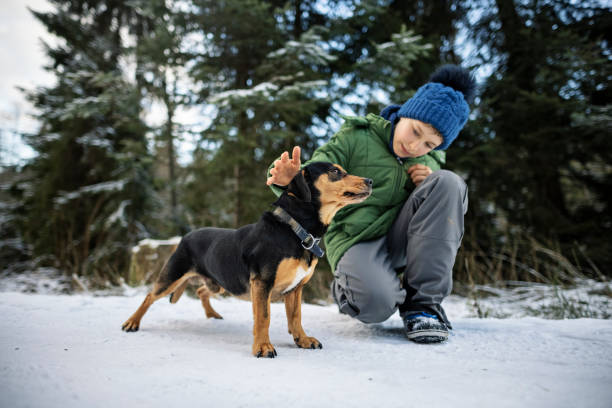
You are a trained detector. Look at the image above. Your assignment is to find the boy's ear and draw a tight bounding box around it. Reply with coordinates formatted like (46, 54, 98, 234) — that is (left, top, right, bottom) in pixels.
(287, 169, 311, 202)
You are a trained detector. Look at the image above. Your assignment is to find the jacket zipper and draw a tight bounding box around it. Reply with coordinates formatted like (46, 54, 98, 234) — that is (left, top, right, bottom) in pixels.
(393, 156, 403, 193)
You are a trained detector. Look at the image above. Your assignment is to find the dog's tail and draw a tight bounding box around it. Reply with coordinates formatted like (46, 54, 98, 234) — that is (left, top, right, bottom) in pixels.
(153, 239, 194, 303)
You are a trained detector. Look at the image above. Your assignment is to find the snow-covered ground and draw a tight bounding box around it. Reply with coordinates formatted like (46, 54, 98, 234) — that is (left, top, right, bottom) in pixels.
(1, 287, 611, 408)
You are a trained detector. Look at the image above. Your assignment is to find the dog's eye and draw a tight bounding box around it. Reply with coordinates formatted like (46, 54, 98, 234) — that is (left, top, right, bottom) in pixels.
(329, 168, 344, 180)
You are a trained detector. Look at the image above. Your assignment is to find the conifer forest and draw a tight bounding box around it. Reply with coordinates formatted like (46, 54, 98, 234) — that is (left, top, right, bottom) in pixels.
(1, 0, 610, 298)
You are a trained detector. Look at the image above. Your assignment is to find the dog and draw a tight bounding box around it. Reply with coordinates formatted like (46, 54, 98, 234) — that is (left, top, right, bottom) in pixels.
(122, 161, 372, 358)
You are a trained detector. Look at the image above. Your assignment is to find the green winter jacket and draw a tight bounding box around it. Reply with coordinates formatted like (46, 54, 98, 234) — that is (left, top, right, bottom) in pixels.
(268, 113, 445, 271)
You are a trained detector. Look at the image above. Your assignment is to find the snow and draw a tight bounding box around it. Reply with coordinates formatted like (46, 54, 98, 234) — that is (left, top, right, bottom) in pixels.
(1, 289, 611, 408)
(0, 268, 70, 294)
(105, 200, 129, 228)
(53, 180, 128, 205)
(464, 280, 611, 319)
(132, 236, 181, 253)
(208, 82, 279, 106)
(277, 80, 328, 96)
(267, 31, 337, 66)
(77, 128, 116, 151)
(207, 79, 329, 107)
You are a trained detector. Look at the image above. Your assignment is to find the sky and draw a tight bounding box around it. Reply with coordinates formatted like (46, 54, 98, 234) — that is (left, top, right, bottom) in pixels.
(0, 0, 55, 165)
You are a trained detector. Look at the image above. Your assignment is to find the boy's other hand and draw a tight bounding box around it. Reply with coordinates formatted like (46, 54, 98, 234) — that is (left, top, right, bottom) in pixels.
(266, 146, 301, 186)
(407, 164, 432, 186)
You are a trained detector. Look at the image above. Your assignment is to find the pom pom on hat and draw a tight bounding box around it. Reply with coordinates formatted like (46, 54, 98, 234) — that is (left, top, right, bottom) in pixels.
(397, 65, 476, 150)
(429, 64, 476, 104)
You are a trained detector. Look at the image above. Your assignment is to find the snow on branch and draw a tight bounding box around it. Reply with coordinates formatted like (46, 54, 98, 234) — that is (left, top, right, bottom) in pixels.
(208, 79, 328, 107)
(105, 200, 130, 228)
(207, 27, 332, 108)
(208, 82, 279, 106)
(277, 80, 329, 96)
(54, 179, 127, 206)
(267, 28, 337, 66)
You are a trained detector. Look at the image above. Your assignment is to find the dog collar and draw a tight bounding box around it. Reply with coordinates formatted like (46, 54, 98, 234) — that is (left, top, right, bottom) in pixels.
(272, 206, 325, 258)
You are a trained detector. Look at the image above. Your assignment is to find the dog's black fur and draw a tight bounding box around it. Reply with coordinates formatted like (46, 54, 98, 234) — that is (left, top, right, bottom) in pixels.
(122, 161, 372, 357)
(165, 162, 343, 296)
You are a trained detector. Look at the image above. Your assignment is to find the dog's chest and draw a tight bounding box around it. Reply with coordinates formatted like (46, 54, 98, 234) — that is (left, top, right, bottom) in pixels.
(273, 257, 318, 294)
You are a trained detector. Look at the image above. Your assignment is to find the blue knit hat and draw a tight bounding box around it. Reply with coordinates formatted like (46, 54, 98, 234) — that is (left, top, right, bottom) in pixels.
(381, 65, 476, 151)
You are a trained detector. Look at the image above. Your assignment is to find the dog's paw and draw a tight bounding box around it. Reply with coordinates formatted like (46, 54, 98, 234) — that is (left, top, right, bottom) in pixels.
(294, 335, 323, 350)
(253, 342, 277, 358)
(205, 310, 223, 320)
(121, 319, 140, 332)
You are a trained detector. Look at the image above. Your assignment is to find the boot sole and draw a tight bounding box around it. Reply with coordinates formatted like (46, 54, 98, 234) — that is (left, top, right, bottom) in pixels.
(406, 329, 448, 343)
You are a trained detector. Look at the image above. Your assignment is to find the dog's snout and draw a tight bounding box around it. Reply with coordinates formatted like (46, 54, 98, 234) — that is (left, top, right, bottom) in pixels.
(364, 178, 373, 186)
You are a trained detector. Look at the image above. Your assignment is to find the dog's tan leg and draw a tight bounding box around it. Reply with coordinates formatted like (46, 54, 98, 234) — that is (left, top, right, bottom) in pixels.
(196, 285, 223, 319)
(251, 278, 276, 358)
(284, 285, 322, 349)
(121, 271, 199, 332)
(169, 278, 190, 304)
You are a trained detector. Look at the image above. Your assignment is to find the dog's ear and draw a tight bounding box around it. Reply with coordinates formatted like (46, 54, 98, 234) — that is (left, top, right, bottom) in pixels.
(287, 169, 311, 202)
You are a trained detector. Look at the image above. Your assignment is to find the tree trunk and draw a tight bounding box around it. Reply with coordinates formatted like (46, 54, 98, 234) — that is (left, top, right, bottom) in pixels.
(494, 0, 535, 89)
(234, 163, 241, 228)
(162, 72, 179, 232)
(294, 0, 302, 39)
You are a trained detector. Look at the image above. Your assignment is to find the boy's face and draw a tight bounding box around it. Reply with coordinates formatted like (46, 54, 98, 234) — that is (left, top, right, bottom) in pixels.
(393, 118, 443, 158)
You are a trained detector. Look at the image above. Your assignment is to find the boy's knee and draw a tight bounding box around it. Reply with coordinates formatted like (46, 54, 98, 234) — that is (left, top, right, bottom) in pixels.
(351, 286, 398, 324)
(359, 297, 397, 323)
(331, 278, 398, 324)
(428, 170, 468, 213)
(431, 170, 466, 193)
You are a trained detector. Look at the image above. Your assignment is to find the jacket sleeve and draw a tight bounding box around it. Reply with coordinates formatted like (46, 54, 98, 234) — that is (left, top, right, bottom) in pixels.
(267, 127, 355, 197)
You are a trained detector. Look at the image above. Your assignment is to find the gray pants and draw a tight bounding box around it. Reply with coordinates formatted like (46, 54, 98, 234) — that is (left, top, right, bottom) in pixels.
(331, 170, 468, 326)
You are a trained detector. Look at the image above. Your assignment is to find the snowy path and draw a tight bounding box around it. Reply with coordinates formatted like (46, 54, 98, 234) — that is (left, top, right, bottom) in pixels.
(1, 291, 611, 408)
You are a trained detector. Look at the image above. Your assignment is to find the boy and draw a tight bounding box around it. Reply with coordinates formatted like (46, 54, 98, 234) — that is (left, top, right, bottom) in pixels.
(266, 65, 476, 343)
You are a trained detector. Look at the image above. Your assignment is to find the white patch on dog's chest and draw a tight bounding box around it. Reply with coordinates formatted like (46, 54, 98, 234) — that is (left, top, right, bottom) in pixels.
(282, 265, 313, 294)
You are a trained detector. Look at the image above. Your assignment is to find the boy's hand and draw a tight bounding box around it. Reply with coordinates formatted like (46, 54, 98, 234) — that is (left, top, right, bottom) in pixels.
(266, 146, 301, 186)
(407, 164, 432, 186)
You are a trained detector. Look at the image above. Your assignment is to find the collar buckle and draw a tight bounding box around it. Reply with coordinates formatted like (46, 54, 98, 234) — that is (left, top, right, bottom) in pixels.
(272, 205, 324, 258)
(301, 234, 320, 251)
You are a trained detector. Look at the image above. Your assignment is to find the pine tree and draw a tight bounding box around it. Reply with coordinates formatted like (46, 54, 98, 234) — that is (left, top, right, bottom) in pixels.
(452, 0, 612, 277)
(130, 0, 191, 236)
(183, 0, 337, 227)
(328, 0, 463, 114)
(15, 0, 154, 281)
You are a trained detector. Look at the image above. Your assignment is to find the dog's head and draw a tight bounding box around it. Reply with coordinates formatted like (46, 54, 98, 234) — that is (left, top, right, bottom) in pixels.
(286, 162, 372, 226)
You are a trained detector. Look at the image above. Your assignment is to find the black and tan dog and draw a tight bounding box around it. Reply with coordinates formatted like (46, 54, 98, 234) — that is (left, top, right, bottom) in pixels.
(121, 162, 372, 358)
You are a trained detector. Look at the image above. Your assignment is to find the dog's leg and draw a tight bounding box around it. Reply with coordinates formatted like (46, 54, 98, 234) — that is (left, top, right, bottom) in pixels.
(196, 285, 223, 319)
(250, 278, 276, 358)
(121, 271, 199, 332)
(284, 285, 322, 349)
(169, 278, 190, 304)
